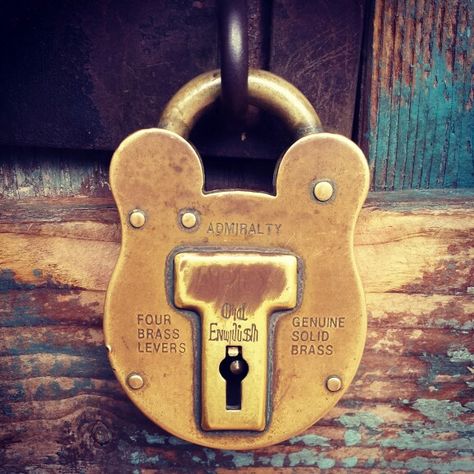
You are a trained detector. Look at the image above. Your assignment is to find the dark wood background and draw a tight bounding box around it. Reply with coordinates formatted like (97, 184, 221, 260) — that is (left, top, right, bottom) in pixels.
(0, 1, 473, 472)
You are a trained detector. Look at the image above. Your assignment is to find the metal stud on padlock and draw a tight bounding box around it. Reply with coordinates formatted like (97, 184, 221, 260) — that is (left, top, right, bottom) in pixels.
(104, 69, 369, 449)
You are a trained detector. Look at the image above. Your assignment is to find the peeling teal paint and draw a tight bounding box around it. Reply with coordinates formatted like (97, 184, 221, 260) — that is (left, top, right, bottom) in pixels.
(365, 457, 376, 468)
(342, 456, 358, 468)
(142, 430, 188, 447)
(0, 269, 35, 291)
(142, 431, 167, 445)
(380, 429, 472, 451)
(254, 453, 285, 467)
(447, 345, 474, 363)
(435, 318, 474, 331)
(204, 449, 216, 463)
(344, 429, 361, 446)
(413, 398, 470, 423)
(387, 456, 474, 473)
(376, 399, 474, 457)
(269, 453, 285, 467)
(338, 411, 384, 447)
(130, 451, 160, 466)
(288, 449, 335, 469)
(339, 412, 384, 430)
(289, 433, 330, 446)
(2, 340, 106, 358)
(369, 1, 474, 190)
(223, 452, 254, 468)
(419, 349, 468, 389)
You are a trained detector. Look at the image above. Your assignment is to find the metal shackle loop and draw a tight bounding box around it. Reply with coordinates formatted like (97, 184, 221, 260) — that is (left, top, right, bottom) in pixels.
(158, 69, 323, 139)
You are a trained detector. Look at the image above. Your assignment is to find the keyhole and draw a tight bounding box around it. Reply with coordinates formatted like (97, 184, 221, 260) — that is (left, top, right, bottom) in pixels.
(219, 346, 249, 410)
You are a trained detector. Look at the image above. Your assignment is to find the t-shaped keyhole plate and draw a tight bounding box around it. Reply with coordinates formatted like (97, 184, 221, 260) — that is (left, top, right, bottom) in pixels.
(174, 252, 298, 431)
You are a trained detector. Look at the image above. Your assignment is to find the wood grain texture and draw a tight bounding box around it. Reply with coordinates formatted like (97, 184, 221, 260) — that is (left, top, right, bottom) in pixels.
(363, 0, 474, 190)
(0, 0, 363, 158)
(270, 0, 365, 135)
(0, 189, 473, 472)
(0, 147, 281, 198)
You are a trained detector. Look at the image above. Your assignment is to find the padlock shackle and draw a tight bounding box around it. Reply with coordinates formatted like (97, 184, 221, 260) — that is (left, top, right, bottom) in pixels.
(158, 69, 323, 139)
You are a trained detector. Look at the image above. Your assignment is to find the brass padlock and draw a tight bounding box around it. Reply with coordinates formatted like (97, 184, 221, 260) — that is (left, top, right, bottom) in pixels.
(104, 69, 369, 449)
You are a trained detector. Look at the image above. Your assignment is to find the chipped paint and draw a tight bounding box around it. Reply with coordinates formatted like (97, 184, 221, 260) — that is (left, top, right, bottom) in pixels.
(447, 345, 474, 363)
(287, 449, 335, 469)
(377, 398, 473, 458)
(289, 433, 330, 447)
(223, 452, 254, 468)
(344, 429, 361, 446)
(384, 456, 474, 473)
(435, 318, 474, 331)
(338, 412, 384, 430)
(369, 0, 474, 190)
(412, 398, 470, 423)
(342, 456, 358, 468)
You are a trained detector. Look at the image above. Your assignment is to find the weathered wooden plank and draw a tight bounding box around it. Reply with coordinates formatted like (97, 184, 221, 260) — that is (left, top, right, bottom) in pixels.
(1, 190, 472, 295)
(0, 0, 363, 159)
(0, 189, 473, 471)
(362, 0, 474, 190)
(269, 0, 366, 136)
(0, 147, 285, 198)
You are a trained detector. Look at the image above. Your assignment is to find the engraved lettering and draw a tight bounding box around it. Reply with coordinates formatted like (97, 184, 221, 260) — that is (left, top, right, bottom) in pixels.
(290, 316, 345, 357)
(290, 344, 334, 356)
(224, 222, 235, 234)
(209, 322, 258, 343)
(221, 303, 248, 321)
(137, 313, 171, 325)
(292, 316, 345, 328)
(136, 313, 186, 353)
(205, 221, 282, 237)
(137, 341, 186, 353)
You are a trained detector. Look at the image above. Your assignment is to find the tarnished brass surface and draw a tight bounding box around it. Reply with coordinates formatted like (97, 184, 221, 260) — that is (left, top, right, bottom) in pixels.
(104, 127, 369, 449)
(174, 252, 297, 431)
(157, 69, 323, 139)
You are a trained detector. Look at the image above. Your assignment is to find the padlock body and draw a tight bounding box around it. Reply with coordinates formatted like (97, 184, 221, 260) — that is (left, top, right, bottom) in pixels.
(104, 129, 369, 449)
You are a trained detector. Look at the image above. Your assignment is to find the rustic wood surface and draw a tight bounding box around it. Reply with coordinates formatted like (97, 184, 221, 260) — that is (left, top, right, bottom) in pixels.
(0, 0, 364, 158)
(269, 0, 365, 135)
(362, 0, 474, 190)
(0, 189, 472, 472)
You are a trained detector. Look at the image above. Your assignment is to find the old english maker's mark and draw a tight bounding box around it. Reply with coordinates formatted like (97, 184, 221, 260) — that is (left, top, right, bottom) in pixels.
(174, 252, 297, 431)
(104, 69, 369, 450)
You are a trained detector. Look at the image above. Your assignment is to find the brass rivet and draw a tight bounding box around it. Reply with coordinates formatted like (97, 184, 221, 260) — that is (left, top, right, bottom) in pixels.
(326, 376, 342, 392)
(181, 211, 197, 229)
(129, 209, 146, 228)
(313, 181, 334, 202)
(127, 373, 144, 390)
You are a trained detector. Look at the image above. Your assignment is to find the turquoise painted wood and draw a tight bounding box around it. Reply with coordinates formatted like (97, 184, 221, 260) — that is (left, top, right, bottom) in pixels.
(367, 0, 474, 191)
